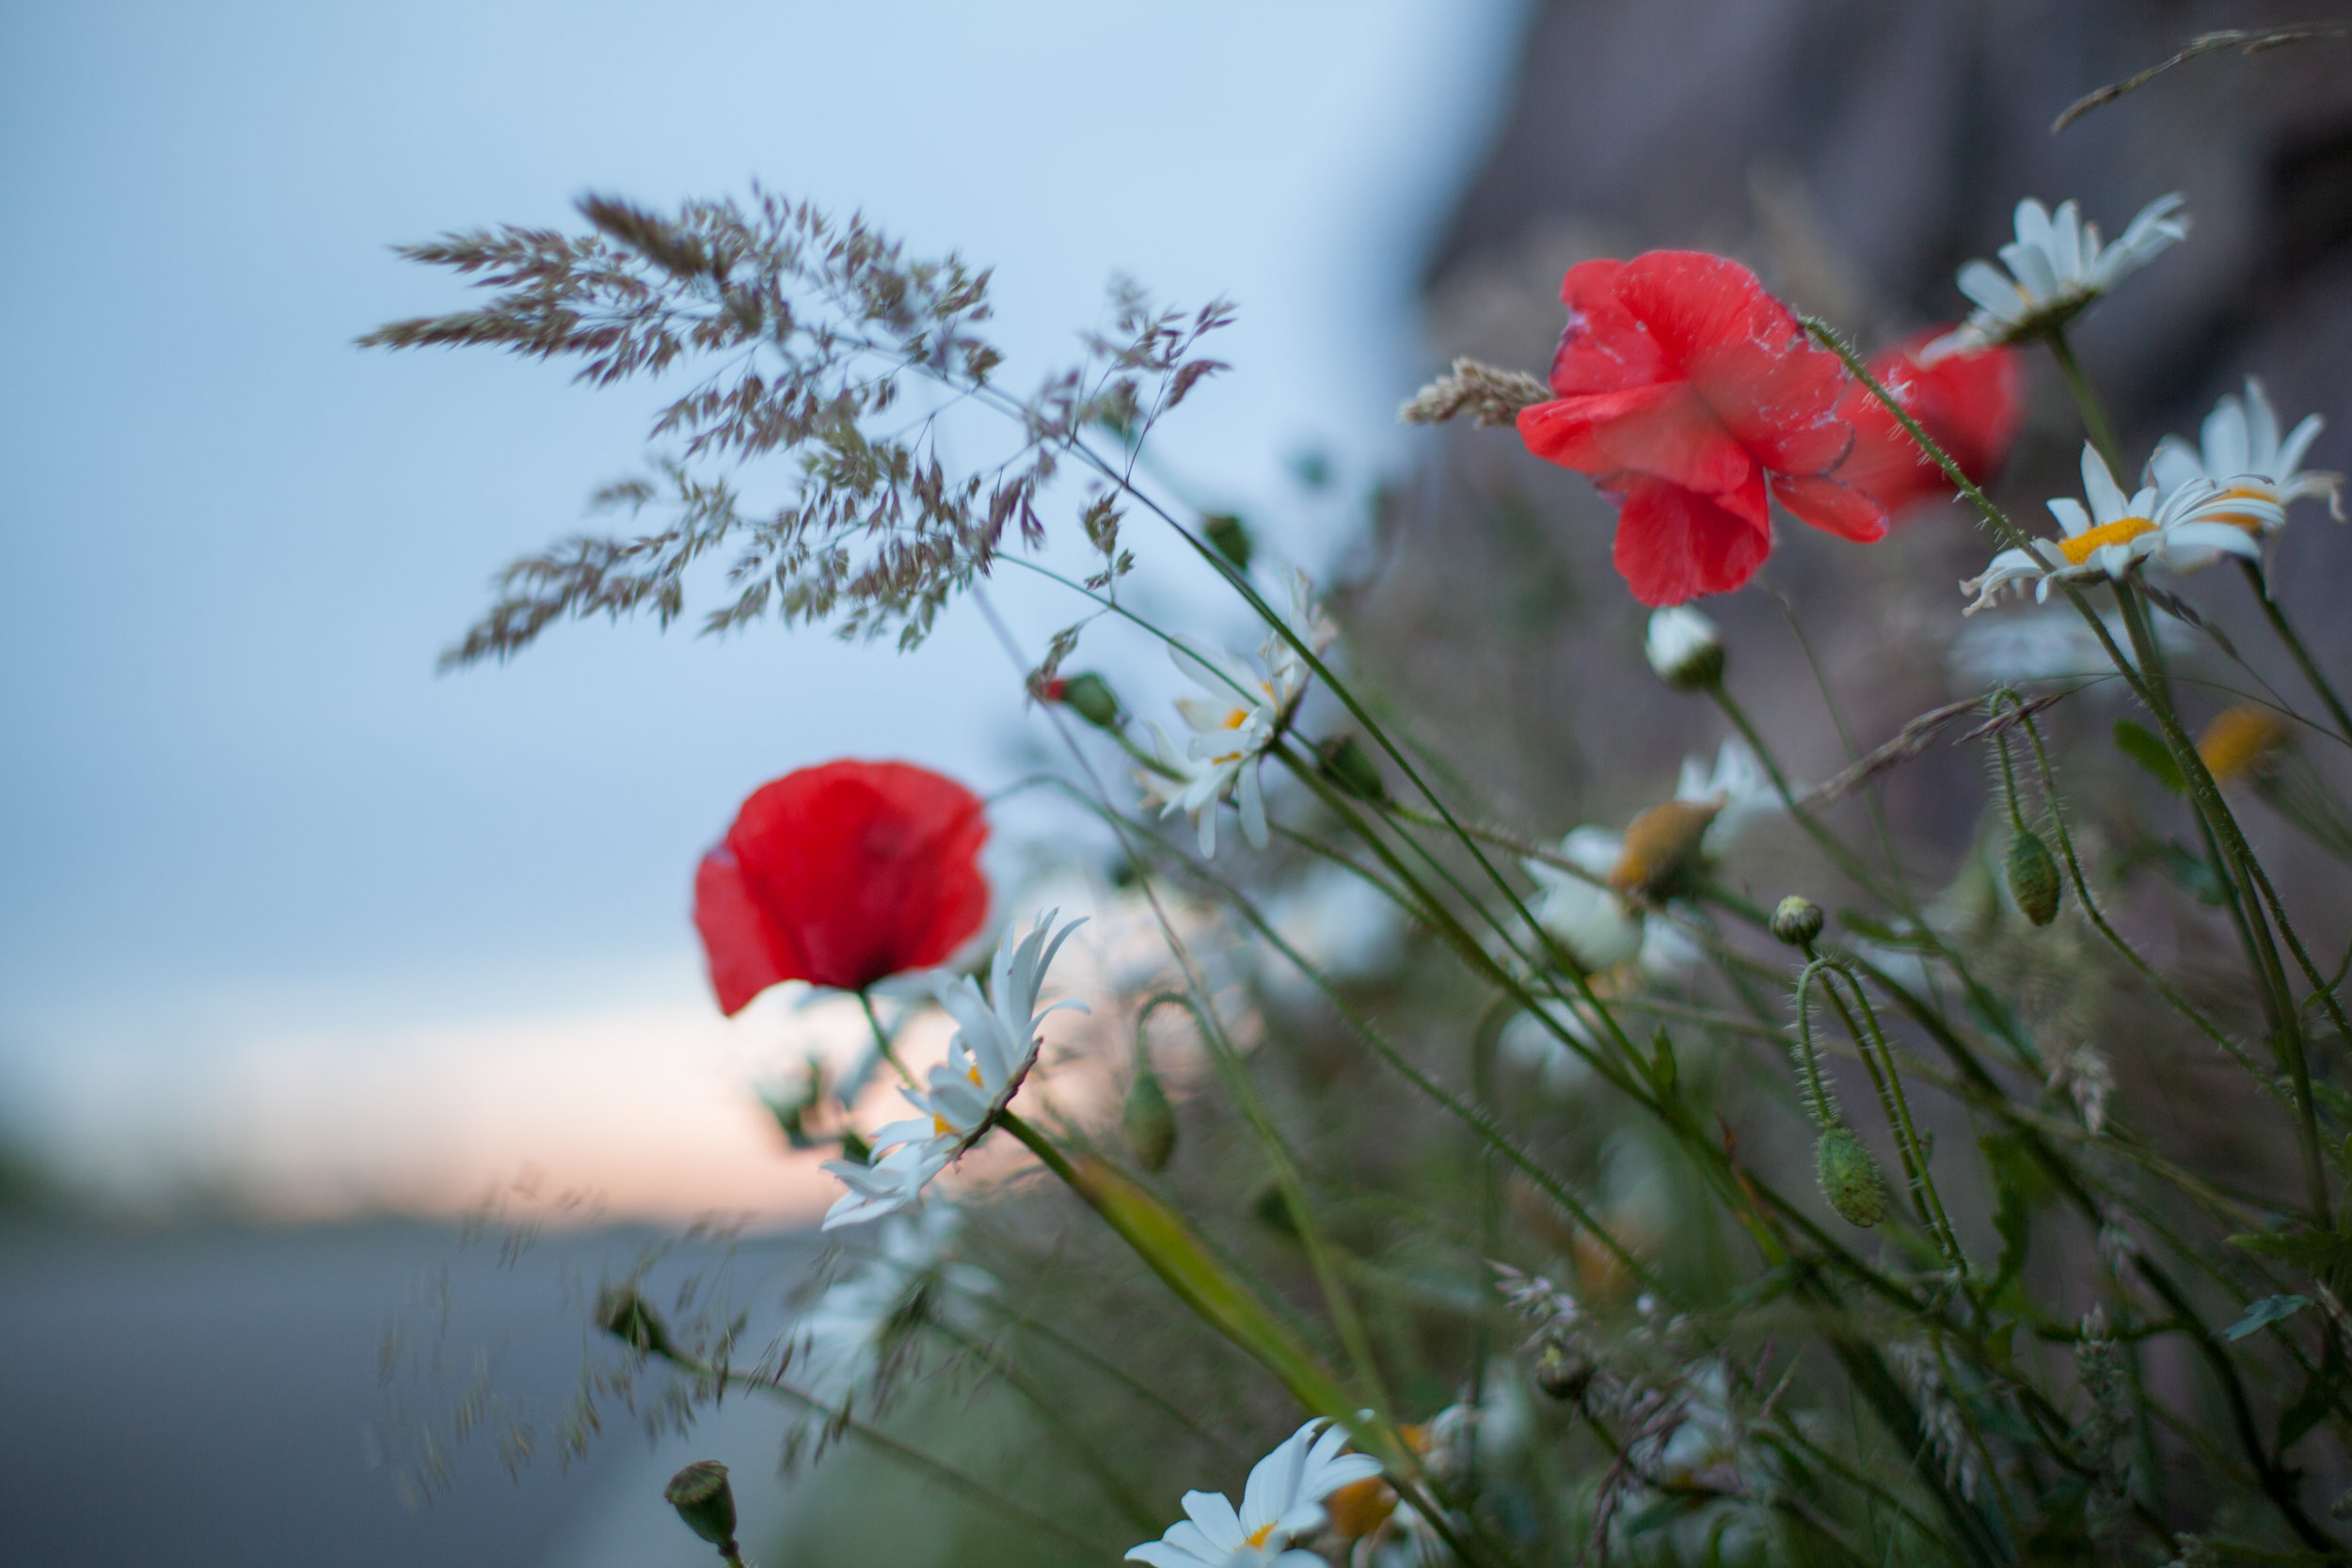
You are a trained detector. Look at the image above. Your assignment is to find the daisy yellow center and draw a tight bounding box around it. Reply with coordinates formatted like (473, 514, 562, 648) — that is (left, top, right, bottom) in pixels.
(2058, 516, 2155, 564)
(932, 1114, 956, 1136)
(1220, 707, 1250, 730)
(2212, 484, 2278, 532)
(1244, 1523, 1278, 1549)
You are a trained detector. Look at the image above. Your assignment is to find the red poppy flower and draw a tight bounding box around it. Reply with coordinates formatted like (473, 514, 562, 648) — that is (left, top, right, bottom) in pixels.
(693, 760, 990, 1015)
(1831, 330, 2026, 515)
(1516, 251, 1887, 607)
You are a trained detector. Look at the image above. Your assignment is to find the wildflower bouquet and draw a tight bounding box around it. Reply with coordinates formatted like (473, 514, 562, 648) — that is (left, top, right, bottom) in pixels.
(370, 40, 2352, 1568)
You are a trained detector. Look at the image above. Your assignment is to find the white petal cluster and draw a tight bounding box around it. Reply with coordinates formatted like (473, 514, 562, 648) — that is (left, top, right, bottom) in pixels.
(1961, 445, 2273, 613)
(788, 1208, 990, 1399)
(820, 912, 1088, 1230)
(1125, 1418, 1383, 1568)
(1927, 194, 2187, 357)
(1520, 741, 1776, 974)
(2148, 378, 2342, 556)
(1144, 573, 1334, 857)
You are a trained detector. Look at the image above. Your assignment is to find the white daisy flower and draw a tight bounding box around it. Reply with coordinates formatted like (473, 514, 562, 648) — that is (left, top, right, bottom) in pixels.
(1960, 444, 2273, 613)
(1644, 606, 1724, 690)
(1147, 573, 1334, 858)
(820, 912, 1088, 1230)
(2147, 378, 2342, 564)
(791, 1208, 991, 1399)
(1947, 605, 2189, 689)
(1126, 1418, 1383, 1568)
(1522, 740, 1774, 975)
(1524, 827, 1644, 973)
(1926, 194, 2187, 357)
(1675, 738, 1780, 855)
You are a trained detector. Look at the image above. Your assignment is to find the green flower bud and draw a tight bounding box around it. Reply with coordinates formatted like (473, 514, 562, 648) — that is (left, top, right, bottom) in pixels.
(1047, 672, 1122, 730)
(1817, 1127, 1890, 1228)
(1314, 735, 1387, 803)
(662, 1461, 739, 1554)
(2006, 828, 2061, 926)
(1645, 606, 1724, 691)
(1202, 513, 1253, 571)
(1770, 895, 1823, 947)
(1122, 1066, 1177, 1172)
(1534, 1341, 1595, 1403)
(596, 1284, 676, 1359)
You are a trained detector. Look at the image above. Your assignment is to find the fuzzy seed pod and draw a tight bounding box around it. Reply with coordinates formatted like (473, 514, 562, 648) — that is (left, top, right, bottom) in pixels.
(1770, 895, 1823, 947)
(1534, 1340, 1596, 1403)
(1817, 1127, 1890, 1227)
(2006, 828, 2061, 926)
(663, 1461, 739, 1555)
(1122, 1066, 1177, 1172)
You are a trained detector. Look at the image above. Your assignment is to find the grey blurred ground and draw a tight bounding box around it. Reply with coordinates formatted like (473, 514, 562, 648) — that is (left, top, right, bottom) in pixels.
(0, 1221, 816, 1568)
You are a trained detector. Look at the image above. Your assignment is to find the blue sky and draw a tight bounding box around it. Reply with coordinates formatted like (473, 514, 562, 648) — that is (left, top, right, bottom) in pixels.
(0, 0, 1520, 1207)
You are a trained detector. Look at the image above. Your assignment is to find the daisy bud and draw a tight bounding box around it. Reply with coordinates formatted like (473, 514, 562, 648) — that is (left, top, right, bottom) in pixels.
(1534, 1340, 1596, 1403)
(1046, 671, 1122, 731)
(662, 1461, 739, 1556)
(1314, 735, 1387, 802)
(1122, 1064, 1177, 1172)
(2005, 829, 2061, 926)
(596, 1284, 677, 1360)
(1608, 800, 1719, 896)
(1202, 512, 1254, 571)
(1770, 895, 1823, 947)
(1645, 607, 1724, 691)
(1817, 1127, 1890, 1227)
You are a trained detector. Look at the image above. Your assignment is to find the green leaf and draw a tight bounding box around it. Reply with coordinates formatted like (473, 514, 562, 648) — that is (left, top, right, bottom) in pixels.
(1980, 1134, 2034, 1293)
(2114, 719, 2185, 794)
(2224, 1293, 2313, 1340)
(2228, 1227, 2352, 1284)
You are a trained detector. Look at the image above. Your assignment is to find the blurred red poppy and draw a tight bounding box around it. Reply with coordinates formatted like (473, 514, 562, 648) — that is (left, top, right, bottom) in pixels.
(1832, 330, 2025, 515)
(1516, 251, 1886, 606)
(693, 760, 990, 1014)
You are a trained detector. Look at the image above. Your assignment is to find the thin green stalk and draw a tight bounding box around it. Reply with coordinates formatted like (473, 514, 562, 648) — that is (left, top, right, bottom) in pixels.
(2238, 559, 2352, 746)
(2046, 330, 2124, 479)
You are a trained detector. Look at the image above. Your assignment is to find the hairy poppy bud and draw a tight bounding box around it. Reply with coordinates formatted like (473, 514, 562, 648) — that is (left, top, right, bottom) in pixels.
(1202, 513, 1254, 571)
(596, 1284, 676, 1359)
(1314, 736, 1386, 802)
(1122, 1065, 1176, 1172)
(663, 1461, 739, 1555)
(2006, 829, 2060, 926)
(1046, 671, 1122, 731)
(1769, 895, 1823, 947)
(1645, 606, 1725, 691)
(1534, 1340, 1596, 1403)
(1816, 1127, 1890, 1227)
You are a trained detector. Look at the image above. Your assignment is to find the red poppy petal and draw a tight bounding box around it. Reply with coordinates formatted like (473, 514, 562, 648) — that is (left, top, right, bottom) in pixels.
(1613, 251, 1853, 476)
(693, 846, 794, 1017)
(1832, 331, 2026, 515)
(1604, 474, 1773, 606)
(1518, 383, 1755, 498)
(1547, 259, 1672, 395)
(699, 760, 991, 1006)
(1771, 472, 1890, 543)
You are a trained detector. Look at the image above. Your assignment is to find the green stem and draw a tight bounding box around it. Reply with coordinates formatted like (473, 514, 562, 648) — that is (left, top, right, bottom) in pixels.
(2241, 558, 2352, 747)
(2047, 330, 2125, 481)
